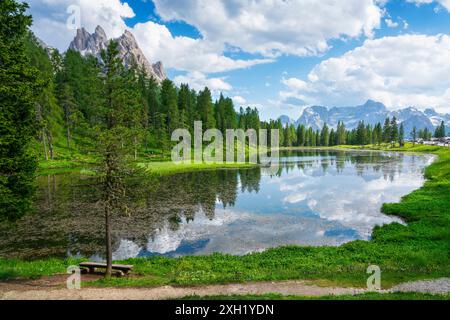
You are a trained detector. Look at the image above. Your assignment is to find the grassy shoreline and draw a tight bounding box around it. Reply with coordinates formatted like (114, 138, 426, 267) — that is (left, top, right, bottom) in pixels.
(37, 158, 258, 176)
(2, 144, 449, 291)
(137, 161, 257, 176)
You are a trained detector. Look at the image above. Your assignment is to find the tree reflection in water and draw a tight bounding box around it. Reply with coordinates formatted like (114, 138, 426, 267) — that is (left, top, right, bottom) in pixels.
(0, 150, 431, 259)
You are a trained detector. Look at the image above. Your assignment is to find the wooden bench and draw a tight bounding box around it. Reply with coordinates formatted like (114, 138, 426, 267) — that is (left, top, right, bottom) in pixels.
(79, 262, 133, 277)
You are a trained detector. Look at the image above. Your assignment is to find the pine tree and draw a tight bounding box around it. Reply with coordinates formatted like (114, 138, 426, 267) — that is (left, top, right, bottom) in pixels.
(320, 123, 330, 146)
(147, 77, 160, 130)
(420, 127, 432, 140)
(123, 60, 145, 160)
(390, 117, 399, 147)
(329, 129, 336, 146)
(366, 124, 373, 145)
(399, 123, 405, 147)
(223, 97, 238, 130)
(178, 84, 192, 130)
(197, 87, 216, 130)
(214, 94, 225, 133)
(276, 120, 285, 146)
(137, 65, 149, 131)
(283, 125, 292, 147)
(373, 123, 382, 145)
(155, 112, 169, 154)
(356, 121, 366, 146)
(435, 121, 446, 138)
(54, 50, 79, 152)
(411, 126, 417, 145)
(314, 130, 320, 146)
(0, 0, 41, 220)
(160, 79, 179, 135)
(99, 41, 134, 278)
(336, 121, 346, 145)
(297, 124, 306, 146)
(382, 117, 391, 143)
(58, 82, 77, 151)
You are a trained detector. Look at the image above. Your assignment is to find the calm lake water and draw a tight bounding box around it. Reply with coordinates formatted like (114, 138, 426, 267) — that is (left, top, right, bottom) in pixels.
(0, 150, 434, 260)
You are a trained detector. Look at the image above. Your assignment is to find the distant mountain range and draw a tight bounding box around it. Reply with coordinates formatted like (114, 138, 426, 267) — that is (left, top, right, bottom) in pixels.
(68, 25, 166, 83)
(279, 100, 449, 137)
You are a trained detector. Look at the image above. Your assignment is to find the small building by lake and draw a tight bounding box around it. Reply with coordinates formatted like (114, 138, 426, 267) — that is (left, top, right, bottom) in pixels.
(421, 137, 450, 147)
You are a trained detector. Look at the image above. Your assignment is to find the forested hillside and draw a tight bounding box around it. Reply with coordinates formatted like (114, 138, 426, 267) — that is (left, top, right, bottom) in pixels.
(25, 33, 268, 162)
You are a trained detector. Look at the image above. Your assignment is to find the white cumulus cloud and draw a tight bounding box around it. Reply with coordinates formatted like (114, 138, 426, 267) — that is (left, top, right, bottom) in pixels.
(173, 71, 232, 93)
(131, 21, 273, 73)
(152, 0, 384, 57)
(406, 0, 450, 11)
(232, 96, 247, 106)
(279, 34, 450, 113)
(385, 19, 399, 28)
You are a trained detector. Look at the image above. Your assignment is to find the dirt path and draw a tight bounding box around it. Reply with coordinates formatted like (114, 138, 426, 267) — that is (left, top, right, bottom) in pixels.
(0, 276, 448, 300)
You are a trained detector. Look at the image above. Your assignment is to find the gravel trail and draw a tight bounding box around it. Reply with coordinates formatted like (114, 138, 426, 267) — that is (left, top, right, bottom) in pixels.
(1, 277, 448, 300)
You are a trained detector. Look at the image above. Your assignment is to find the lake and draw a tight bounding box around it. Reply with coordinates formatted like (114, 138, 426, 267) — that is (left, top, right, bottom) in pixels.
(0, 150, 434, 260)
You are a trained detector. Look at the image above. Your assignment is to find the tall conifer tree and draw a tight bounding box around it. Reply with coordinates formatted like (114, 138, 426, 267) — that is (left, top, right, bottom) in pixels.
(0, 0, 41, 220)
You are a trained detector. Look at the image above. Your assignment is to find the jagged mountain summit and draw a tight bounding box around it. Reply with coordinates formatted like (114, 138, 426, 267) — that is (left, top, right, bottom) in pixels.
(279, 100, 450, 137)
(69, 25, 166, 83)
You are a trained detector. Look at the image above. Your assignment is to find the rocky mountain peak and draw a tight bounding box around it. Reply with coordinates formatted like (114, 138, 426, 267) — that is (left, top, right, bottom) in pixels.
(94, 25, 107, 40)
(121, 29, 135, 40)
(279, 100, 449, 137)
(152, 61, 166, 81)
(424, 108, 438, 117)
(68, 26, 166, 83)
(69, 26, 107, 58)
(362, 99, 387, 112)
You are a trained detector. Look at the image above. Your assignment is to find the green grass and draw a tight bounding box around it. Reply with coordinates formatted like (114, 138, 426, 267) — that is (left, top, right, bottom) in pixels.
(0, 257, 83, 280)
(38, 162, 98, 176)
(2, 144, 449, 293)
(180, 292, 450, 300)
(137, 161, 257, 175)
(37, 151, 257, 176)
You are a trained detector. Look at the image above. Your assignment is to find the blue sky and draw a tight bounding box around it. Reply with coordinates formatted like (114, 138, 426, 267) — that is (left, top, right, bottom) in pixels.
(27, 0, 450, 120)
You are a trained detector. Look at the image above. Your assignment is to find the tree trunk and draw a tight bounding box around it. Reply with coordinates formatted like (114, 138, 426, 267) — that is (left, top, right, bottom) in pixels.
(134, 136, 138, 161)
(45, 128, 54, 160)
(66, 126, 71, 151)
(105, 204, 113, 278)
(42, 130, 48, 161)
(47, 131, 54, 160)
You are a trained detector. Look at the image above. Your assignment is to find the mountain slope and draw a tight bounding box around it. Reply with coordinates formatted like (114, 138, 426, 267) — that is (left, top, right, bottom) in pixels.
(69, 26, 166, 83)
(279, 100, 449, 136)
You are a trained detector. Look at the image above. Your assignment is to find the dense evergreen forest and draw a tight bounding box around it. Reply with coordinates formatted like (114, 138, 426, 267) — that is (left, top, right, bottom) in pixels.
(282, 117, 444, 148)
